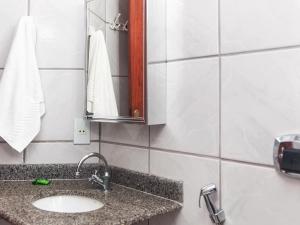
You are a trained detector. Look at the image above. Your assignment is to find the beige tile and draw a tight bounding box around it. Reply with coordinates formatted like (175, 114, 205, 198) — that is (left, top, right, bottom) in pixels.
(101, 123, 149, 147)
(31, 0, 85, 68)
(222, 49, 300, 165)
(167, 0, 218, 59)
(0, 0, 27, 67)
(150, 150, 220, 225)
(26, 142, 99, 164)
(221, 0, 300, 53)
(0, 143, 23, 164)
(150, 58, 219, 156)
(101, 143, 149, 173)
(222, 161, 300, 225)
(34, 70, 99, 141)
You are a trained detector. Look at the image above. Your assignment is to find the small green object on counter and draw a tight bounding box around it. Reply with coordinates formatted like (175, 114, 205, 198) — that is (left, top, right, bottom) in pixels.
(32, 178, 51, 185)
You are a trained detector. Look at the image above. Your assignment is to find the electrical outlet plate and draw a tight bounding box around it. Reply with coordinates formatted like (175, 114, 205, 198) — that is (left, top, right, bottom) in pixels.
(74, 118, 91, 145)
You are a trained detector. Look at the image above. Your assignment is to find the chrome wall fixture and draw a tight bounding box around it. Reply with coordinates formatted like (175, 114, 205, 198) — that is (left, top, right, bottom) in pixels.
(89, 9, 128, 32)
(274, 134, 300, 179)
(199, 184, 225, 224)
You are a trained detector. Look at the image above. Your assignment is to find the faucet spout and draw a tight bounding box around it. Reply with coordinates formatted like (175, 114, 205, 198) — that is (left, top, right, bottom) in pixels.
(76, 152, 110, 191)
(76, 152, 109, 177)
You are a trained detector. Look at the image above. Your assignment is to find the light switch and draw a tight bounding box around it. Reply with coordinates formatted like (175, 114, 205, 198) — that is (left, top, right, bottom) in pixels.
(74, 118, 91, 145)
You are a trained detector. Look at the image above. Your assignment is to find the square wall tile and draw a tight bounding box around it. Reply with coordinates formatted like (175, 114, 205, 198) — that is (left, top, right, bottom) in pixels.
(167, 0, 218, 60)
(150, 58, 219, 156)
(26, 142, 99, 164)
(0, 143, 23, 164)
(222, 161, 300, 225)
(35, 70, 98, 141)
(150, 150, 219, 225)
(221, 0, 300, 53)
(101, 143, 149, 173)
(0, 0, 27, 67)
(222, 49, 300, 165)
(101, 124, 149, 147)
(30, 0, 85, 68)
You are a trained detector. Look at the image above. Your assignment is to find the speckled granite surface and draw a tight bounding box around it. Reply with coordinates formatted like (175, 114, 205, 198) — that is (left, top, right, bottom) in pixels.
(0, 180, 182, 225)
(0, 164, 183, 202)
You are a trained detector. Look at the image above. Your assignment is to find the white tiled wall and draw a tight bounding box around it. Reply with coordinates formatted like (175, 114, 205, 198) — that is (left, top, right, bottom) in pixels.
(0, 0, 99, 164)
(31, 0, 85, 68)
(100, 0, 300, 224)
(167, 0, 219, 60)
(220, 0, 300, 53)
(2, 0, 300, 224)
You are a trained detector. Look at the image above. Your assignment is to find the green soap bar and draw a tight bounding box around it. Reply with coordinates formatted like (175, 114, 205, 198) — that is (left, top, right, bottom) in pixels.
(32, 178, 51, 185)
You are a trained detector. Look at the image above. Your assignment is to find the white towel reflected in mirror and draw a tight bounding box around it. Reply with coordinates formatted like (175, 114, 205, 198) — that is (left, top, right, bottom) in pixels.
(87, 26, 119, 118)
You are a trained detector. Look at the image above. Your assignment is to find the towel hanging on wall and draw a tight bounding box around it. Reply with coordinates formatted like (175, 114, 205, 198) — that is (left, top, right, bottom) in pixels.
(0, 16, 45, 152)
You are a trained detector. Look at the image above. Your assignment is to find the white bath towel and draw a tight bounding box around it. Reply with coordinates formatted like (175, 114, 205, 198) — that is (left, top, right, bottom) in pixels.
(87, 28, 119, 118)
(0, 16, 45, 152)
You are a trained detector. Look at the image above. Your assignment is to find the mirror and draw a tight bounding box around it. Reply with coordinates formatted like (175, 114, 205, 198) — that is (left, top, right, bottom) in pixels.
(85, 0, 166, 125)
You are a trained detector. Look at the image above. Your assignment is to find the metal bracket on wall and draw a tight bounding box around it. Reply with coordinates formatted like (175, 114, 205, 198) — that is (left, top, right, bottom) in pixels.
(274, 134, 300, 179)
(199, 184, 226, 224)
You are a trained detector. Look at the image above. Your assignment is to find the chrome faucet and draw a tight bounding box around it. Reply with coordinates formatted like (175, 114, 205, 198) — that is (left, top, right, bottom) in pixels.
(199, 184, 225, 224)
(76, 152, 110, 192)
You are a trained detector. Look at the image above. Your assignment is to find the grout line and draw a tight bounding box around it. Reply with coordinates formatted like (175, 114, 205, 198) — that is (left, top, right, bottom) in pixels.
(23, 149, 26, 164)
(0, 140, 87, 144)
(148, 60, 167, 65)
(0, 68, 84, 71)
(39, 68, 85, 71)
(222, 44, 300, 57)
(112, 75, 128, 77)
(167, 55, 219, 63)
(148, 126, 151, 174)
(99, 140, 275, 169)
(221, 157, 274, 169)
(1, 45, 300, 72)
(1, 43, 300, 72)
(31, 140, 99, 143)
(0, 138, 278, 170)
(218, 0, 223, 209)
(100, 140, 149, 150)
(99, 123, 102, 154)
(27, 0, 30, 16)
(149, 44, 300, 65)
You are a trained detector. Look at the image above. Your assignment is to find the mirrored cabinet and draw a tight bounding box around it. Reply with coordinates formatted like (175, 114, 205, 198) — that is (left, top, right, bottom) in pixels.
(85, 0, 166, 125)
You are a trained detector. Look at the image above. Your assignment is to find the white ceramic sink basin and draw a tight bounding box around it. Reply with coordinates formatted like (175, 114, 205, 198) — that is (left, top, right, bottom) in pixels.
(32, 195, 104, 213)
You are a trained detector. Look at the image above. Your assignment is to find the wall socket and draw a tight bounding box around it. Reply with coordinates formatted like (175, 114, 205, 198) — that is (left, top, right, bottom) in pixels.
(74, 118, 91, 145)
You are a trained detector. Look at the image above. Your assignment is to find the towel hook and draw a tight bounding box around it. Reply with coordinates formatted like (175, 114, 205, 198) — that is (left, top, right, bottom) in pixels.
(89, 9, 128, 32)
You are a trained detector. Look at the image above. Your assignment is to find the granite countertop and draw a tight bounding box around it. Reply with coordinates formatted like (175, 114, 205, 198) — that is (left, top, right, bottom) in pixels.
(0, 180, 182, 225)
